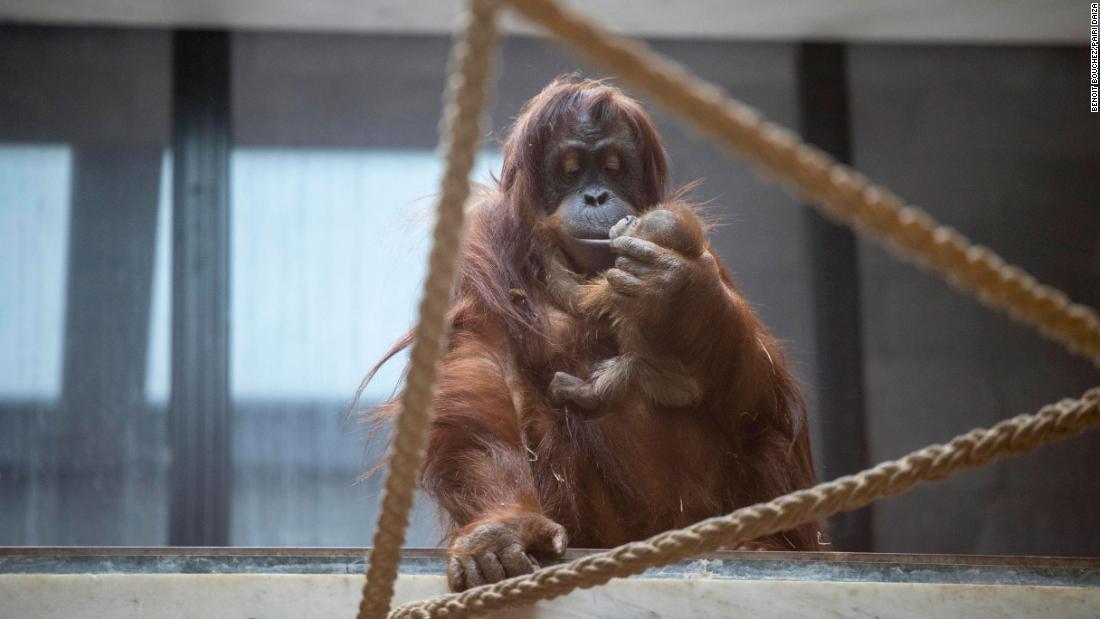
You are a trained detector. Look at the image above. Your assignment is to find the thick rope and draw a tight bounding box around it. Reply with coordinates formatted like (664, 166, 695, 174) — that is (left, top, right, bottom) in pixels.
(356, 2, 501, 618)
(501, 0, 1100, 367)
(392, 387, 1100, 618)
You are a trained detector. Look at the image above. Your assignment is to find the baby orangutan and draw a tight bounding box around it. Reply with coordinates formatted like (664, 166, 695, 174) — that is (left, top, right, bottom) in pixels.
(548, 201, 707, 416)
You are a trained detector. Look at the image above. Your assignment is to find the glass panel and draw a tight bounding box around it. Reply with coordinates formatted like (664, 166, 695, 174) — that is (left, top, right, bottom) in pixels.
(0, 27, 172, 545)
(0, 145, 71, 402)
(228, 146, 502, 546)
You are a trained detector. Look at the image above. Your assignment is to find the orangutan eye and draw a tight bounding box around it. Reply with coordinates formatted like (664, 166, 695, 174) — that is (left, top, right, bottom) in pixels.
(562, 151, 580, 176)
(604, 153, 620, 172)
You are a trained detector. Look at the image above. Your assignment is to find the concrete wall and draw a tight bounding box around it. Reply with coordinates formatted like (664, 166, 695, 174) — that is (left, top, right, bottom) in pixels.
(849, 44, 1100, 555)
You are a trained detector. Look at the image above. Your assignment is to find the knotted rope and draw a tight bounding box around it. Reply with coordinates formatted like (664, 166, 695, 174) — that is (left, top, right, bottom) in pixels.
(391, 387, 1100, 618)
(357, 1, 500, 617)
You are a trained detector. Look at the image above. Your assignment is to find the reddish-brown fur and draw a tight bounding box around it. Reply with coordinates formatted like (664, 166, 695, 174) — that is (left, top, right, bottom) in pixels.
(364, 78, 821, 591)
(559, 202, 711, 412)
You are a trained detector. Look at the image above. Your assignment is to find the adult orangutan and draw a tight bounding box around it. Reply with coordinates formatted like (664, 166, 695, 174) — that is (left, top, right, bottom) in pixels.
(365, 77, 821, 592)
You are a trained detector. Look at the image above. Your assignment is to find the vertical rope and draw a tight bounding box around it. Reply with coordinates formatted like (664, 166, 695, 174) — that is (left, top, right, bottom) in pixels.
(357, 1, 501, 617)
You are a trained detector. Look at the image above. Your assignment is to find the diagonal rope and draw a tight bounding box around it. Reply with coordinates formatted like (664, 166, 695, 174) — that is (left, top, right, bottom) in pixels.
(391, 387, 1100, 618)
(356, 1, 501, 617)
(503, 0, 1100, 367)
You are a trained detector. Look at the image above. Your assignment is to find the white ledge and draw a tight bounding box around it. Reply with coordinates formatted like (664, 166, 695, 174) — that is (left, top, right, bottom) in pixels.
(2, 549, 1098, 618)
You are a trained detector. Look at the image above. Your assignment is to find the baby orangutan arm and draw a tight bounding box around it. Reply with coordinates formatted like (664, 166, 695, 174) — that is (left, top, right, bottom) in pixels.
(548, 203, 706, 413)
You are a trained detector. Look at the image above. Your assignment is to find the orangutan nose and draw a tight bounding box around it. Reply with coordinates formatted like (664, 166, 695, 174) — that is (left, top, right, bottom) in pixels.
(583, 190, 610, 206)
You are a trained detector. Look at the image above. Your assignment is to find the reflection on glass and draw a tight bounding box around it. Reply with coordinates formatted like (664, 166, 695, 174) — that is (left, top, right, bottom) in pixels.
(144, 151, 172, 405)
(0, 144, 72, 402)
(230, 148, 503, 404)
(0, 142, 170, 545)
(227, 147, 503, 546)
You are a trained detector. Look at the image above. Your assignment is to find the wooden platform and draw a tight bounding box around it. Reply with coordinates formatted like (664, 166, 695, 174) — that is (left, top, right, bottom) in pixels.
(2, 548, 1098, 617)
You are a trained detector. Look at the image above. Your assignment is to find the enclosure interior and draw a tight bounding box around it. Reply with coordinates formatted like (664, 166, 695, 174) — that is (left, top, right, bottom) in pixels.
(1, 23, 1098, 556)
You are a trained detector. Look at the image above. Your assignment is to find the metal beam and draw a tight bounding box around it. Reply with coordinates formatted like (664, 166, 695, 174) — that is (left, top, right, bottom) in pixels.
(169, 29, 232, 546)
(796, 42, 873, 552)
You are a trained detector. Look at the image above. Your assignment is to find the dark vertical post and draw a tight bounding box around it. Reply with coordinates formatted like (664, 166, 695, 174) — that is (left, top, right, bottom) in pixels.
(169, 30, 232, 546)
(796, 43, 873, 552)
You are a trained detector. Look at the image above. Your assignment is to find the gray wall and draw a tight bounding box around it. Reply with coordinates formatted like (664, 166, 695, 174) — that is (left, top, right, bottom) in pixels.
(850, 44, 1100, 556)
